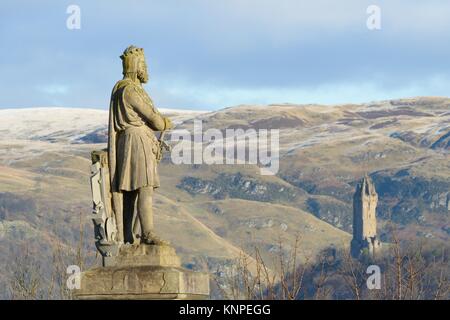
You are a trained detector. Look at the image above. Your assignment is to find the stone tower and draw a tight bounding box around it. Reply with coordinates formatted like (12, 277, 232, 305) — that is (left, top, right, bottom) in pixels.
(351, 174, 381, 258)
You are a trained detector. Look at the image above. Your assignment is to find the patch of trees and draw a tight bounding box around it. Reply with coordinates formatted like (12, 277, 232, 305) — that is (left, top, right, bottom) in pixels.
(0, 192, 36, 220)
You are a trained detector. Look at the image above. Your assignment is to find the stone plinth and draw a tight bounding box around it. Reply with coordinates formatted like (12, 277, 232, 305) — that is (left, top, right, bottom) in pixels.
(103, 243, 181, 267)
(74, 244, 210, 300)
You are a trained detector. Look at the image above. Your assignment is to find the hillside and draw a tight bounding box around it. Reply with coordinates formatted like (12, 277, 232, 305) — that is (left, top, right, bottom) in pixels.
(0, 98, 449, 298)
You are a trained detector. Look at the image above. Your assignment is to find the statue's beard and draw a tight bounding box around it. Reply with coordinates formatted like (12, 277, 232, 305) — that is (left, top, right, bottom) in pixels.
(137, 69, 149, 83)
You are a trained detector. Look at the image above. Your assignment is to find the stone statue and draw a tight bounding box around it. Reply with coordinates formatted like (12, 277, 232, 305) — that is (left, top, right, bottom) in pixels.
(89, 46, 173, 258)
(108, 45, 173, 246)
(79, 46, 209, 299)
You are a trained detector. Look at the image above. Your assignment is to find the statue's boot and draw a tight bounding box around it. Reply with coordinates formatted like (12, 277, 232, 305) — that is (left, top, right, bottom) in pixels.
(141, 231, 170, 246)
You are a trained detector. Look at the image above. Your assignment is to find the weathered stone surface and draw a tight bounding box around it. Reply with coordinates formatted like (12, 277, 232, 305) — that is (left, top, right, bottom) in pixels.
(75, 244, 209, 300)
(103, 243, 181, 267)
(75, 265, 209, 300)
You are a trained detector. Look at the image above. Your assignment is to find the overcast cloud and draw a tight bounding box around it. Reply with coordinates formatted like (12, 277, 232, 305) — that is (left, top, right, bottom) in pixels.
(0, 0, 449, 110)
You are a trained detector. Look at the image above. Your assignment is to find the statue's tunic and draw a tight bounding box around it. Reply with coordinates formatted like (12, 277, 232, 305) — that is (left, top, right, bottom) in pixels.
(108, 78, 166, 192)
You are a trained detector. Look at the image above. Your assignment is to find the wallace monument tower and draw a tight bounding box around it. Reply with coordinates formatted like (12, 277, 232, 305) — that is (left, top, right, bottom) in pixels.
(75, 46, 210, 299)
(351, 175, 382, 258)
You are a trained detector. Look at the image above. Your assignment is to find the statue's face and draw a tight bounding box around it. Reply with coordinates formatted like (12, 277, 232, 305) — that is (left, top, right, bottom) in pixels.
(137, 56, 149, 83)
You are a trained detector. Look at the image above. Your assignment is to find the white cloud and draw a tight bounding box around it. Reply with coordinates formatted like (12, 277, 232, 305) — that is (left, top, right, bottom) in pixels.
(151, 74, 450, 109)
(36, 84, 69, 95)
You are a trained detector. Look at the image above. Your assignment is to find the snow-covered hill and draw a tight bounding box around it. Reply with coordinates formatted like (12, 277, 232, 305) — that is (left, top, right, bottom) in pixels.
(0, 98, 448, 299)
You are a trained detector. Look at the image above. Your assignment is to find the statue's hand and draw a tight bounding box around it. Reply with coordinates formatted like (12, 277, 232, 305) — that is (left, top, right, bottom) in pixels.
(163, 117, 174, 130)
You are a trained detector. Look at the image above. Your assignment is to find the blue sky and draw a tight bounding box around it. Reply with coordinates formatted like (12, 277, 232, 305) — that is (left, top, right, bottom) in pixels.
(1, 0, 450, 110)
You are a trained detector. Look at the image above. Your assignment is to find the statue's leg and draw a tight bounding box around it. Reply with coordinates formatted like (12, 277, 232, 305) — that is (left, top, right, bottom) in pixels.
(112, 192, 124, 242)
(132, 212, 141, 240)
(137, 186, 169, 245)
(123, 190, 137, 244)
(137, 186, 154, 238)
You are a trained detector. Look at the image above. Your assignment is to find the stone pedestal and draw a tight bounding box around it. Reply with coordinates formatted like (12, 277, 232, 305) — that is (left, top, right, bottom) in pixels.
(74, 244, 210, 300)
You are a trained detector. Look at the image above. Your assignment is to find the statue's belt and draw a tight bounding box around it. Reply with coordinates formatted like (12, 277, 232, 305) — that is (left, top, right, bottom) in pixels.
(117, 126, 160, 147)
(118, 125, 156, 137)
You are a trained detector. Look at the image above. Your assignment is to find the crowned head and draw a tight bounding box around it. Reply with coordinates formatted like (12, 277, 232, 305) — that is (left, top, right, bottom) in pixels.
(120, 45, 149, 83)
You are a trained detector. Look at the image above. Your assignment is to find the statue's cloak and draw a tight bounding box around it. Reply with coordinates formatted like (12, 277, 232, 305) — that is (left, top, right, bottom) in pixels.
(108, 79, 163, 193)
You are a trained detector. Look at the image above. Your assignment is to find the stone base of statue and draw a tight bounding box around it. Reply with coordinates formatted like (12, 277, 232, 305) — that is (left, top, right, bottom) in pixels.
(74, 243, 210, 300)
